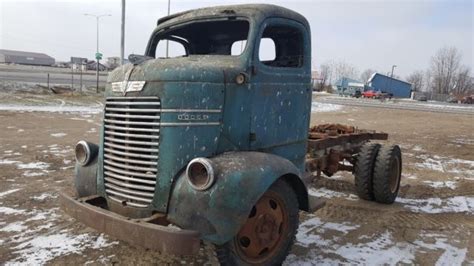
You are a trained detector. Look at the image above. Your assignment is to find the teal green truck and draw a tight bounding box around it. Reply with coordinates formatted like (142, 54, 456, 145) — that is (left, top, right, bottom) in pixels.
(60, 4, 402, 265)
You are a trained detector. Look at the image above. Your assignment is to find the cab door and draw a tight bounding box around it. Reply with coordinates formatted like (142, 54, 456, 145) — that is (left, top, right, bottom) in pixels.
(249, 18, 312, 167)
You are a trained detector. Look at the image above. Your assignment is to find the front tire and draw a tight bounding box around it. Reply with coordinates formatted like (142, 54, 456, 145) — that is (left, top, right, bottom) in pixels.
(373, 145, 402, 204)
(216, 179, 299, 266)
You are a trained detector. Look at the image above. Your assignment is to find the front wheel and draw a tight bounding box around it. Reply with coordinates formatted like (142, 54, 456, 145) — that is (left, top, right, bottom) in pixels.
(216, 179, 299, 266)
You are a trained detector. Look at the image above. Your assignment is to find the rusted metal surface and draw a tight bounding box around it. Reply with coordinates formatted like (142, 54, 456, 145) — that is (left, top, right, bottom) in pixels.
(59, 192, 200, 255)
(306, 123, 389, 177)
(235, 190, 287, 262)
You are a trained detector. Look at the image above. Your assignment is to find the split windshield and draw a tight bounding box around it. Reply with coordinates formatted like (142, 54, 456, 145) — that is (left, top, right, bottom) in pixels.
(148, 19, 250, 58)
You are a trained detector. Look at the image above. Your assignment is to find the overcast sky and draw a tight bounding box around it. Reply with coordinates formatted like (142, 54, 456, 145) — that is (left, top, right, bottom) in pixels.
(0, 0, 472, 78)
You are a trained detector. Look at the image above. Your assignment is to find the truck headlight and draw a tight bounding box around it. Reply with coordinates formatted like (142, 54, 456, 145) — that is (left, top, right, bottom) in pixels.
(75, 140, 98, 166)
(186, 158, 215, 191)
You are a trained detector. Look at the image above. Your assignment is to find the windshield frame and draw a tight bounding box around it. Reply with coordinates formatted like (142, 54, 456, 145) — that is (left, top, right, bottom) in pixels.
(145, 16, 253, 59)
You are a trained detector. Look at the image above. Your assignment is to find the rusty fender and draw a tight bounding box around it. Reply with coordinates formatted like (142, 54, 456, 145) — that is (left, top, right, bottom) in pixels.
(167, 151, 311, 245)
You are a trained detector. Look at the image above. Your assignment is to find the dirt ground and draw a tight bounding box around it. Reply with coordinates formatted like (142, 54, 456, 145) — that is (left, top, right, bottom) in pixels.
(0, 94, 473, 265)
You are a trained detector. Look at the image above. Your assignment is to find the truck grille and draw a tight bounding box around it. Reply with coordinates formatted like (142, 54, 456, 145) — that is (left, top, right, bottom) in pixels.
(103, 97, 160, 208)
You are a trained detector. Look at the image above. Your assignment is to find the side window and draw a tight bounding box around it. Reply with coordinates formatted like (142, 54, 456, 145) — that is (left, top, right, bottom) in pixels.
(231, 40, 247, 56)
(258, 38, 276, 61)
(258, 25, 304, 68)
(155, 39, 186, 58)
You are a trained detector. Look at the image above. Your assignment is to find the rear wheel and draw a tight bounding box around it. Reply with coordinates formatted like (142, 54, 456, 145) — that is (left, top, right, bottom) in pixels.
(354, 143, 380, 201)
(373, 145, 402, 204)
(216, 180, 299, 266)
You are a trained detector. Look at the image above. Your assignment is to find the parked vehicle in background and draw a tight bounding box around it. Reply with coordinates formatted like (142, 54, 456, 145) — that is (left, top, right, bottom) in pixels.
(379, 91, 393, 100)
(446, 96, 458, 103)
(417, 95, 428, 101)
(461, 95, 473, 104)
(352, 90, 362, 98)
(362, 90, 378, 98)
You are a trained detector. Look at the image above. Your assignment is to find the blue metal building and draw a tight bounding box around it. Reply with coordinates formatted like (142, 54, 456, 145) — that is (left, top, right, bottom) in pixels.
(367, 73, 412, 98)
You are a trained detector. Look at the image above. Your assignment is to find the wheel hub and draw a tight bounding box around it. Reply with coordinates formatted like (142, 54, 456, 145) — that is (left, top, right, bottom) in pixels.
(235, 192, 288, 263)
(255, 213, 278, 246)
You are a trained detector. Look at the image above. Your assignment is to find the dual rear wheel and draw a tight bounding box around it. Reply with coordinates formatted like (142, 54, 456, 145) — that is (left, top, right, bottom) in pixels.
(354, 143, 402, 204)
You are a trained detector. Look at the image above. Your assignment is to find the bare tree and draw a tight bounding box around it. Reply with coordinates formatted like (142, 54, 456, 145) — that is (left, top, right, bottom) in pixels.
(406, 70, 424, 92)
(429, 46, 462, 94)
(453, 66, 473, 95)
(317, 63, 332, 91)
(360, 69, 376, 84)
(331, 60, 359, 84)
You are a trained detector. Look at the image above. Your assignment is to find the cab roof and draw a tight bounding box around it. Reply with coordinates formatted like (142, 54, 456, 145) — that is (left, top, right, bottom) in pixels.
(157, 4, 309, 29)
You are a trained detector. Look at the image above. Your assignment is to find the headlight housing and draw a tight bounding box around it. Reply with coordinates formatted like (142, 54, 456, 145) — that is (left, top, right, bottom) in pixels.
(186, 158, 215, 191)
(75, 140, 97, 166)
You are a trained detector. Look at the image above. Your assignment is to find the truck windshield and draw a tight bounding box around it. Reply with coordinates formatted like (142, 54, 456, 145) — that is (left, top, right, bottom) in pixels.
(148, 19, 249, 58)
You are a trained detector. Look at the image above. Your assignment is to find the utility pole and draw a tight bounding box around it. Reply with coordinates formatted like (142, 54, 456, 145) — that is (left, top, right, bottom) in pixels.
(121, 0, 126, 65)
(84, 13, 111, 93)
(165, 0, 171, 57)
(389, 65, 397, 93)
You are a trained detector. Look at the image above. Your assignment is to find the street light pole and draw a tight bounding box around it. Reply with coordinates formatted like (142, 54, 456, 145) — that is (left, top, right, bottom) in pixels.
(165, 0, 171, 57)
(390, 65, 397, 79)
(389, 64, 397, 94)
(84, 13, 111, 93)
(121, 0, 126, 65)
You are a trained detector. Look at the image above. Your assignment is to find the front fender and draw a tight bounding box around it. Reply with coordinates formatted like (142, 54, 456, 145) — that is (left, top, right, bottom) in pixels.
(167, 151, 303, 245)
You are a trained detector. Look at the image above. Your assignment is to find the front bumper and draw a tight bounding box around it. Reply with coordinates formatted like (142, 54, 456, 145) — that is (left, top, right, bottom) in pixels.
(59, 191, 201, 255)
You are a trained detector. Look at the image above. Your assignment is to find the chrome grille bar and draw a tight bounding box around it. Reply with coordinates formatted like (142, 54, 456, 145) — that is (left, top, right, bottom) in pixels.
(104, 159, 157, 172)
(106, 107, 162, 113)
(104, 136, 159, 146)
(104, 171, 156, 185)
(104, 147, 158, 159)
(105, 124, 160, 133)
(105, 113, 160, 119)
(104, 142, 159, 153)
(104, 130, 160, 139)
(104, 119, 161, 126)
(104, 153, 157, 166)
(103, 97, 160, 208)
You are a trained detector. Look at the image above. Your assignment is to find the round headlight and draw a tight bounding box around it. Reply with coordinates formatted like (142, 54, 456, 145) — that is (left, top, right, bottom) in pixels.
(186, 158, 215, 191)
(75, 140, 91, 166)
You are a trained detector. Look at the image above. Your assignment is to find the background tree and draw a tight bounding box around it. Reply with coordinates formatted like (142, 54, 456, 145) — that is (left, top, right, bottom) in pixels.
(429, 46, 462, 94)
(406, 70, 424, 92)
(316, 63, 332, 91)
(331, 60, 359, 84)
(360, 69, 376, 84)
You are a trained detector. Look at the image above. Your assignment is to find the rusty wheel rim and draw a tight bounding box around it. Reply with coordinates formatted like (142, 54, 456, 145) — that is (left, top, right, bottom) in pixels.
(234, 191, 288, 264)
(389, 157, 401, 193)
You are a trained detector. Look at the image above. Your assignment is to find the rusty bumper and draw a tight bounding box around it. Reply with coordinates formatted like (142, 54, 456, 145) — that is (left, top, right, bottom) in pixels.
(59, 192, 201, 255)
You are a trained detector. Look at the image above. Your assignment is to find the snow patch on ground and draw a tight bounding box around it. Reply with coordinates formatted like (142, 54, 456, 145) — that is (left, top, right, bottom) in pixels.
(0, 206, 27, 215)
(0, 188, 21, 198)
(50, 132, 67, 138)
(423, 181, 457, 189)
(16, 162, 50, 170)
(309, 187, 358, 201)
(0, 221, 28, 232)
(414, 154, 474, 177)
(30, 193, 57, 201)
(0, 159, 20, 165)
(397, 196, 474, 214)
(0, 105, 102, 114)
(311, 102, 342, 113)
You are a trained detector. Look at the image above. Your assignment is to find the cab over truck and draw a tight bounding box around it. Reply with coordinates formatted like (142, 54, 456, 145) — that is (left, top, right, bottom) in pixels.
(60, 4, 402, 265)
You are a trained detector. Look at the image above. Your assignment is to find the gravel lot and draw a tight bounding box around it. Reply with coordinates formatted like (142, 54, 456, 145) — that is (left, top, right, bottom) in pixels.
(0, 94, 473, 265)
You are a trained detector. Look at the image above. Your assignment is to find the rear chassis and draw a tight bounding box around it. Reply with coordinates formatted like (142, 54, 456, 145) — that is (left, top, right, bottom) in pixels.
(60, 123, 388, 255)
(305, 124, 388, 179)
